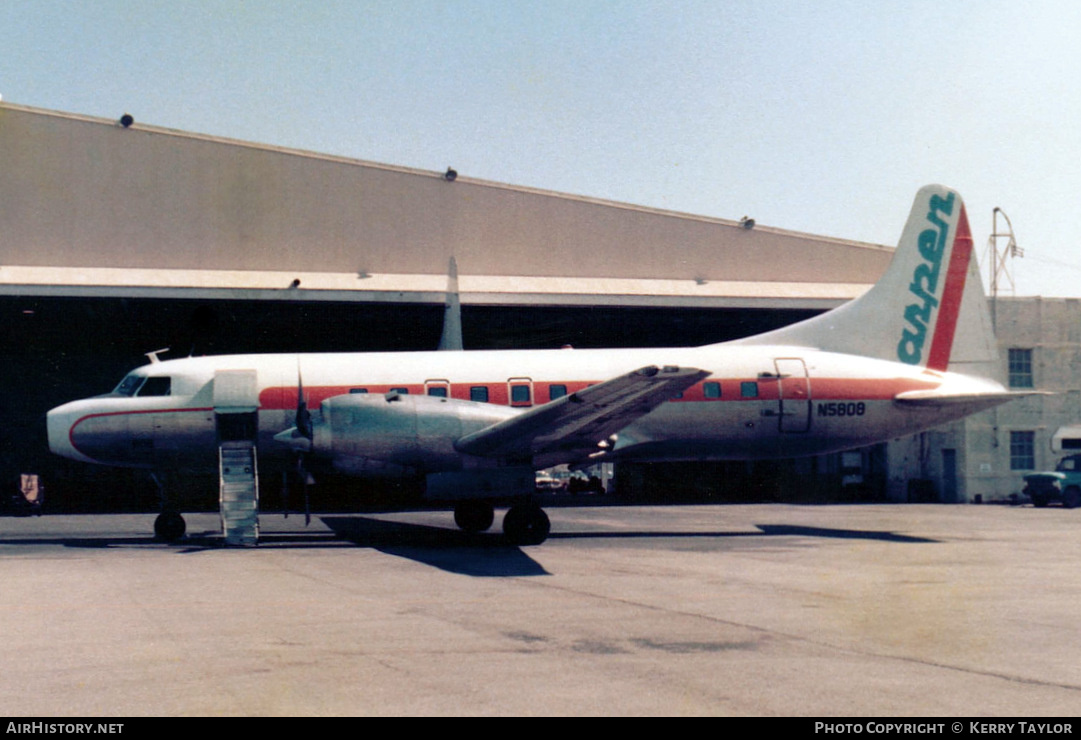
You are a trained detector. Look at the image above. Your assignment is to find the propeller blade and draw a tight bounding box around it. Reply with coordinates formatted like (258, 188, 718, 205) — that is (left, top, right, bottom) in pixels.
(296, 362, 313, 440)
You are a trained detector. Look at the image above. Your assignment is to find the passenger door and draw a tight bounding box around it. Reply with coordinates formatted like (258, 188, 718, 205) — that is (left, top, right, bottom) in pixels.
(774, 358, 811, 433)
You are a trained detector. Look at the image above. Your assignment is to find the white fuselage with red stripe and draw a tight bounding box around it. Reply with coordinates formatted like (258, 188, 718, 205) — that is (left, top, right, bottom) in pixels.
(45, 343, 1006, 473)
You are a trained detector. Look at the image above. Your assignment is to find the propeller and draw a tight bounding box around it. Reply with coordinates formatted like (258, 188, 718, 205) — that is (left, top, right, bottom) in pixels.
(275, 363, 314, 450)
(277, 360, 315, 525)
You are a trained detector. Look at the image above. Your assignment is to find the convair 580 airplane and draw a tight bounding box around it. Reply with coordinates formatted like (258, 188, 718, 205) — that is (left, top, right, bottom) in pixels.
(47, 185, 1021, 544)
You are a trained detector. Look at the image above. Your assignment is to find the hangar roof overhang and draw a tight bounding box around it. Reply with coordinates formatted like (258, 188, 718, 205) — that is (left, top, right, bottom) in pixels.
(0, 265, 870, 309)
(0, 102, 891, 310)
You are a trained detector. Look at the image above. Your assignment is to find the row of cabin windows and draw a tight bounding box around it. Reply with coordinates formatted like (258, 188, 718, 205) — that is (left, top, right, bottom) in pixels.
(679, 381, 757, 399)
(349, 384, 561, 403)
(117, 377, 757, 403)
(346, 380, 757, 403)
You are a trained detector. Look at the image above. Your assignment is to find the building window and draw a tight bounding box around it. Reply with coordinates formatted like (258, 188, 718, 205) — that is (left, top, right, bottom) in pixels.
(1008, 348, 1034, 388)
(1010, 431, 1036, 470)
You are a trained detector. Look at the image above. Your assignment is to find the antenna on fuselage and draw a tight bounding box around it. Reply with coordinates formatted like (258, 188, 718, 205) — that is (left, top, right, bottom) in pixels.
(145, 348, 170, 364)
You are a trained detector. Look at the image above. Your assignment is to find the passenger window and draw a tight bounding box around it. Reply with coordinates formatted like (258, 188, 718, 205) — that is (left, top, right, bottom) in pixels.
(704, 381, 721, 399)
(349, 388, 369, 394)
(470, 386, 489, 403)
(427, 386, 448, 397)
(137, 377, 171, 397)
(549, 384, 567, 400)
(741, 382, 758, 398)
(511, 385, 531, 404)
(391, 387, 409, 394)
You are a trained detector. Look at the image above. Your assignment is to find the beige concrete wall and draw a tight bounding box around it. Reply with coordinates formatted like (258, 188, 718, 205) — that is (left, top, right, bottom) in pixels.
(897, 297, 1081, 503)
(0, 104, 891, 288)
(993, 297, 1081, 475)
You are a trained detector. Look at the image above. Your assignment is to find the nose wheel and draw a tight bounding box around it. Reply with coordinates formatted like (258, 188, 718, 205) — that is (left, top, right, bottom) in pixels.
(150, 473, 187, 542)
(154, 511, 187, 542)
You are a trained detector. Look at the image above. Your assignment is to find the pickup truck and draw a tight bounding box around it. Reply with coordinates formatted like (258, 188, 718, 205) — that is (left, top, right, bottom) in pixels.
(1023, 454, 1081, 508)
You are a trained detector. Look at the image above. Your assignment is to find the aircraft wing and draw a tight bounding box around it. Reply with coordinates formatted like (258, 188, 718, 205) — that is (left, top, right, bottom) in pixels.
(455, 365, 708, 467)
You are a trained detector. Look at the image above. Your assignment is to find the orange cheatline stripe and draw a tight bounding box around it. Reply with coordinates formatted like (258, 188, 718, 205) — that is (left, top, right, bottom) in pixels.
(258, 376, 941, 409)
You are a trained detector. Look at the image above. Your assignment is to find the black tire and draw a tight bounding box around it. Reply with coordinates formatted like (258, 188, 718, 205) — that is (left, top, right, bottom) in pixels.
(154, 511, 186, 542)
(1032, 495, 1050, 508)
(1064, 487, 1080, 509)
(454, 501, 495, 533)
(503, 504, 550, 546)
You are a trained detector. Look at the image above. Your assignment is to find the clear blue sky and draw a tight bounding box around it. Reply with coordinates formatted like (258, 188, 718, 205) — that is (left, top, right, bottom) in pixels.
(2, 0, 1079, 296)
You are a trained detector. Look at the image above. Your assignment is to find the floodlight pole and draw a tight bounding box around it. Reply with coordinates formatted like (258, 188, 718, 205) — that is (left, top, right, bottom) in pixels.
(985, 207, 1021, 329)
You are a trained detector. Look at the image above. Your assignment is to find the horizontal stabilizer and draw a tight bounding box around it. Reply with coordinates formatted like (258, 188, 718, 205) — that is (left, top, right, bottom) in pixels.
(894, 389, 1044, 408)
(455, 365, 708, 465)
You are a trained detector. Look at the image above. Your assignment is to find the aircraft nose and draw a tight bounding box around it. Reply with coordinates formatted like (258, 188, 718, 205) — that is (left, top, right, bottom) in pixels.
(46, 402, 97, 463)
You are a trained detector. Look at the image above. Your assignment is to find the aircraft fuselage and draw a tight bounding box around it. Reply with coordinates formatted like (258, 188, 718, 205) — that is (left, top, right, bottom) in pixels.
(46, 343, 1005, 477)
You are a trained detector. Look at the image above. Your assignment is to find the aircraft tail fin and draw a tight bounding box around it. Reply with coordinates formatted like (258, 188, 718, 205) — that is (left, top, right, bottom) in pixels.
(437, 256, 464, 351)
(734, 185, 999, 377)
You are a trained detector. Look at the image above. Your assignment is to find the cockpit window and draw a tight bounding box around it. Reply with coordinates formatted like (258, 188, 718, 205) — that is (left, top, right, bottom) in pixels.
(137, 377, 172, 397)
(115, 374, 145, 397)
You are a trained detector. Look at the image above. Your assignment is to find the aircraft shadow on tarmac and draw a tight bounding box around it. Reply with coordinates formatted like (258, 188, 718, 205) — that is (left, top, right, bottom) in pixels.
(0, 518, 937, 577)
(318, 516, 550, 577)
(751, 524, 937, 544)
(268, 519, 936, 574)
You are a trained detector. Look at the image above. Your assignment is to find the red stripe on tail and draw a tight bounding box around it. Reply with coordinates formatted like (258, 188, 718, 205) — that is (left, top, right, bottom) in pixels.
(925, 204, 973, 372)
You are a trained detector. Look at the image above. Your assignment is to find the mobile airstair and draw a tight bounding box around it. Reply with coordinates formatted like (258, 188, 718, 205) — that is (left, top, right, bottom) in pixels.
(219, 441, 259, 546)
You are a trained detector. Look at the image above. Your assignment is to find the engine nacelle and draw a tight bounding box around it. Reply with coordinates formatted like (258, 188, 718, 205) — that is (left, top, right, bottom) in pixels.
(309, 392, 518, 477)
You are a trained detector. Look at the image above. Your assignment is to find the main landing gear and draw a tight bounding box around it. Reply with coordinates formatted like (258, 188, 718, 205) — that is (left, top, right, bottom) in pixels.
(452, 501, 551, 545)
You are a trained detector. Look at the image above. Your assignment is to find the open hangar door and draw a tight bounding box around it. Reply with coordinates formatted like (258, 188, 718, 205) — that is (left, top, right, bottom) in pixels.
(3, 294, 820, 513)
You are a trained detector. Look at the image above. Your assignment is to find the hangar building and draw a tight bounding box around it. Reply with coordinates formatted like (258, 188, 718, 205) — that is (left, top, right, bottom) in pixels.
(889, 296, 1081, 504)
(2, 101, 1032, 511)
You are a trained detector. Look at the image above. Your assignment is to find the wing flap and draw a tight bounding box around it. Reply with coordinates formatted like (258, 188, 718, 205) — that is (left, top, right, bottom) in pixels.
(455, 365, 708, 464)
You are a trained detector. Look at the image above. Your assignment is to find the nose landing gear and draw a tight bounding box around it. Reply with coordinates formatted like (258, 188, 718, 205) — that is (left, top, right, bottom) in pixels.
(154, 510, 187, 542)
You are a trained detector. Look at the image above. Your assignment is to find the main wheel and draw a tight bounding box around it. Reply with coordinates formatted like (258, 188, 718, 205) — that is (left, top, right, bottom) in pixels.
(503, 504, 550, 546)
(454, 501, 495, 532)
(154, 511, 186, 542)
